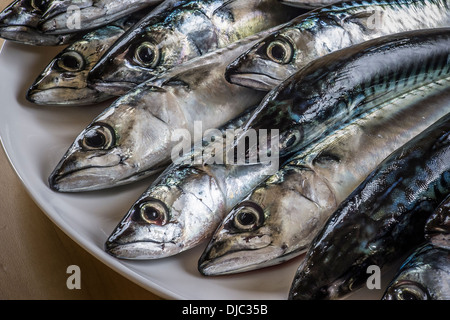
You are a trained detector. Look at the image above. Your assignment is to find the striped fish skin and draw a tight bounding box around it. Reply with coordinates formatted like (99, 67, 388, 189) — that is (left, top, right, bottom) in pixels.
(48, 31, 271, 192)
(88, 0, 304, 96)
(289, 113, 450, 300)
(198, 82, 450, 276)
(38, 0, 164, 34)
(26, 9, 154, 105)
(239, 28, 450, 164)
(280, 0, 340, 8)
(0, 0, 77, 45)
(226, 0, 450, 91)
(104, 28, 450, 260)
(382, 242, 450, 300)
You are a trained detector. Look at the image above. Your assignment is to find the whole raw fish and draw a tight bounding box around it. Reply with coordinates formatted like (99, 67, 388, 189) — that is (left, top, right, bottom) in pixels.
(88, 0, 303, 96)
(48, 30, 274, 192)
(226, 0, 450, 91)
(289, 112, 450, 300)
(198, 82, 450, 276)
(104, 29, 450, 261)
(238, 28, 450, 164)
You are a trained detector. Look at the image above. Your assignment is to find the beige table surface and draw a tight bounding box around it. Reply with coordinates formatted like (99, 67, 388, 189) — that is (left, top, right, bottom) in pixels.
(0, 0, 162, 300)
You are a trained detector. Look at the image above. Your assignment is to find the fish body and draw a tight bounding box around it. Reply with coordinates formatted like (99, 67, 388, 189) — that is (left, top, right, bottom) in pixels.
(240, 28, 450, 163)
(104, 28, 450, 261)
(280, 0, 340, 8)
(48, 30, 273, 192)
(226, 0, 450, 91)
(38, 0, 164, 34)
(198, 81, 450, 275)
(89, 0, 303, 96)
(382, 242, 450, 300)
(289, 112, 450, 300)
(0, 0, 78, 45)
(26, 9, 154, 105)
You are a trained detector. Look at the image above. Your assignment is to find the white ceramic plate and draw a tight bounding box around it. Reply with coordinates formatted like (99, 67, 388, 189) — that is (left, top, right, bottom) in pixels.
(0, 41, 392, 300)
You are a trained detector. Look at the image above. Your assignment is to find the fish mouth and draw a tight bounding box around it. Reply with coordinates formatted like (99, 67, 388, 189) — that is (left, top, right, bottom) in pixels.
(49, 162, 166, 192)
(198, 244, 279, 276)
(227, 72, 280, 91)
(26, 87, 112, 105)
(89, 80, 137, 96)
(105, 239, 178, 260)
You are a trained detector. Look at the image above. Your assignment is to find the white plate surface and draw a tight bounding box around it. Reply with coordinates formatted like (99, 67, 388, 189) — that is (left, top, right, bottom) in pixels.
(0, 41, 391, 300)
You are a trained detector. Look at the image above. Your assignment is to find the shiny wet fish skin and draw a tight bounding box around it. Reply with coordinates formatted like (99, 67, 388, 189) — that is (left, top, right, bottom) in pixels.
(38, 0, 164, 34)
(239, 28, 450, 163)
(279, 0, 340, 8)
(48, 30, 274, 192)
(26, 8, 154, 105)
(104, 28, 450, 261)
(198, 82, 450, 276)
(104, 107, 271, 259)
(289, 112, 450, 300)
(226, 0, 450, 91)
(89, 0, 304, 96)
(382, 242, 450, 300)
(0, 0, 78, 45)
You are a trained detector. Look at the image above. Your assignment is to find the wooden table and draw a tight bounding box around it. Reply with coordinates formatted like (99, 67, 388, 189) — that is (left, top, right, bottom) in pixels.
(0, 0, 162, 300)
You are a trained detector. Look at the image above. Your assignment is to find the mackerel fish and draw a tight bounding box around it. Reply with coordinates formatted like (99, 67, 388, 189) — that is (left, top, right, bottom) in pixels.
(226, 0, 450, 91)
(0, 0, 79, 45)
(38, 0, 164, 34)
(198, 81, 450, 276)
(88, 0, 304, 96)
(26, 8, 155, 105)
(48, 29, 275, 192)
(289, 112, 450, 300)
(237, 28, 450, 164)
(382, 242, 450, 300)
(104, 28, 450, 260)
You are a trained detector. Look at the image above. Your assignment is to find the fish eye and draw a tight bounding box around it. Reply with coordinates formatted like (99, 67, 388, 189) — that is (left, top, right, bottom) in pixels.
(134, 42, 160, 68)
(57, 51, 85, 72)
(233, 202, 264, 231)
(280, 129, 302, 152)
(391, 281, 429, 300)
(266, 39, 293, 64)
(139, 201, 168, 226)
(31, 0, 49, 12)
(80, 124, 116, 151)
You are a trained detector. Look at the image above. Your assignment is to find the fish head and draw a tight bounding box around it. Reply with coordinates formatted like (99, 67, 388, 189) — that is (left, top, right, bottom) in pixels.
(0, 0, 51, 43)
(105, 165, 227, 259)
(198, 166, 336, 275)
(48, 84, 185, 191)
(225, 27, 303, 91)
(26, 27, 121, 105)
(383, 280, 431, 300)
(89, 25, 195, 96)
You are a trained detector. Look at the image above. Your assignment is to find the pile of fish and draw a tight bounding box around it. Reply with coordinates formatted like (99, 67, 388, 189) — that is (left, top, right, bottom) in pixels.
(2, 0, 450, 299)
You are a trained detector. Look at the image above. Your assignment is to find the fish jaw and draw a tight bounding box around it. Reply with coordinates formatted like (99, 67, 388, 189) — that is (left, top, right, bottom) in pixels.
(106, 167, 227, 259)
(49, 87, 181, 192)
(26, 59, 111, 105)
(226, 41, 293, 91)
